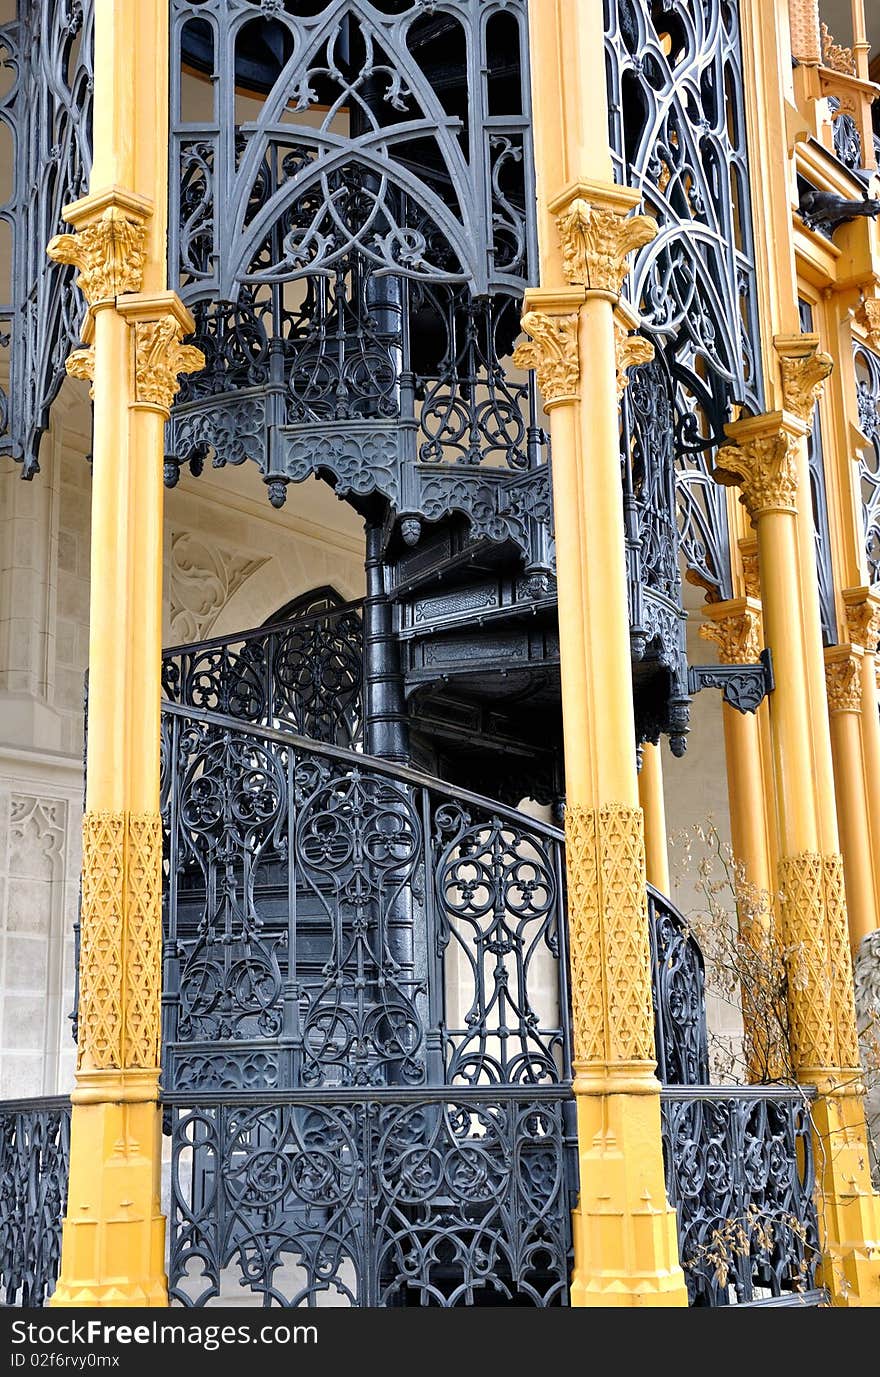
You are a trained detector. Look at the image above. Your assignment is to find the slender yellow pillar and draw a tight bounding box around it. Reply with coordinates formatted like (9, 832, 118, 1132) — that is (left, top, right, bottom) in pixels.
(844, 588, 880, 940)
(46, 1, 202, 1308)
(515, 0, 686, 1308)
(824, 644, 878, 950)
(714, 340, 880, 1305)
(639, 744, 670, 896)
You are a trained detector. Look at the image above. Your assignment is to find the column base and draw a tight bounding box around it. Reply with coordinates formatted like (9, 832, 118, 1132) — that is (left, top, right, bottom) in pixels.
(811, 1091, 880, 1307)
(49, 1095, 168, 1309)
(569, 1086, 688, 1307)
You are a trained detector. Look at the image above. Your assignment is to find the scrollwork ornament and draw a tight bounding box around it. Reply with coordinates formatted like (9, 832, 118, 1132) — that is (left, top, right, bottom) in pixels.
(47, 207, 147, 306)
(556, 198, 658, 297)
(135, 317, 205, 412)
(512, 311, 579, 408)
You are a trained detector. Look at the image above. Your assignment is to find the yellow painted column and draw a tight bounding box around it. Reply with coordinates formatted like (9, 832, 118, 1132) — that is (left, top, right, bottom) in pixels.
(46, 1, 202, 1308)
(638, 744, 670, 896)
(714, 344, 880, 1304)
(824, 643, 878, 950)
(515, 0, 686, 1309)
(843, 589, 880, 943)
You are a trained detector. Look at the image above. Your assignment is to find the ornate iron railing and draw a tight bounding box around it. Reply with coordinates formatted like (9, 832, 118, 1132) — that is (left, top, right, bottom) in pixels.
(661, 1087, 822, 1307)
(0, 1097, 70, 1307)
(853, 338, 880, 584)
(648, 887, 709, 1087)
(160, 701, 575, 1303)
(0, 0, 93, 477)
(162, 600, 365, 749)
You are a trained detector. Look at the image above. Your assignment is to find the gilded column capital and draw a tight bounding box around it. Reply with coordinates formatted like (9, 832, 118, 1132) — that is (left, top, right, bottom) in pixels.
(854, 296, 880, 350)
(117, 291, 204, 414)
(700, 597, 763, 664)
(613, 302, 654, 401)
(65, 346, 95, 397)
(738, 536, 761, 599)
(842, 585, 880, 651)
(774, 333, 834, 424)
(513, 292, 582, 409)
(713, 411, 807, 519)
(549, 179, 657, 299)
(824, 646, 864, 713)
(47, 188, 152, 308)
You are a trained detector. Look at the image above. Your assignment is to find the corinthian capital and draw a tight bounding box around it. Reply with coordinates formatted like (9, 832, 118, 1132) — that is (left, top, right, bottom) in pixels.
(842, 586, 880, 652)
(700, 598, 763, 664)
(117, 291, 204, 414)
(714, 413, 806, 519)
(613, 303, 654, 400)
(824, 647, 863, 713)
(774, 333, 833, 424)
(550, 180, 657, 299)
(47, 189, 152, 307)
(134, 318, 205, 412)
(513, 308, 580, 409)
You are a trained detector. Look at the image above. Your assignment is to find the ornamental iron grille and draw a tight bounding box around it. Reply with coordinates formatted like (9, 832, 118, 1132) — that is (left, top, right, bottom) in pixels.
(606, 0, 765, 748)
(165, 0, 548, 549)
(0, 0, 93, 477)
(661, 1088, 821, 1305)
(799, 299, 837, 645)
(0, 1098, 70, 1307)
(162, 597, 365, 748)
(160, 700, 576, 1304)
(853, 337, 880, 585)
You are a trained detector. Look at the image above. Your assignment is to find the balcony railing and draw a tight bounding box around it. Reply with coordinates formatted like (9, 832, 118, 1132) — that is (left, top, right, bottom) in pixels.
(0, 1097, 70, 1307)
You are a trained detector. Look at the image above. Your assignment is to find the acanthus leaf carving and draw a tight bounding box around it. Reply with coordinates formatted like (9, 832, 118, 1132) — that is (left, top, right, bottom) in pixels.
(556, 197, 658, 297)
(824, 651, 863, 713)
(134, 317, 205, 412)
(65, 346, 95, 397)
(46, 207, 147, 307)
(844, 591, 880, 652)
(776, 338, 834, 424)
(855, 297, 880, 350)
(700, 604, 763, 664)
(714, 428, 799, 518)
(614, 315, 655, 401)
(512, 311, 579, 408)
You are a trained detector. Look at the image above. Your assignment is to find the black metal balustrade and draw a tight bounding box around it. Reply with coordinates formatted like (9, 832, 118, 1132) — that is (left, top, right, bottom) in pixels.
(160, 701, 575, 1304)
(0, 1097, 70, 1307)
(661, 1088, 822, 1306)
(162, 601, 365, 749)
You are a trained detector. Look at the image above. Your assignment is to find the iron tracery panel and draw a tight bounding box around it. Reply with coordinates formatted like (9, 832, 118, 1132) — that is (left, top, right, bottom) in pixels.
(853, 337, 880, 586)
(0, 0, 93, 477)
(165, 0, 544, 531)
(606, 0, 765, 748)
